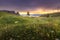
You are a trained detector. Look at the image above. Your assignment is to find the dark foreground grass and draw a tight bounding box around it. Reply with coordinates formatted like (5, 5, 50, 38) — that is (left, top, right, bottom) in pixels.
(0, 12, 60, 40)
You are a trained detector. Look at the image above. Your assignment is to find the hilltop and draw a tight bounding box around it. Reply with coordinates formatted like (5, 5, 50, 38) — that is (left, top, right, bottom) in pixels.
(40, 12, 60, 17)
(0, 10, 20, 16)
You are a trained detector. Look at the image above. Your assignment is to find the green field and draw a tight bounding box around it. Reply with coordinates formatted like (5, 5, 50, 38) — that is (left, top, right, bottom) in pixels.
(0, 11, 60, 40)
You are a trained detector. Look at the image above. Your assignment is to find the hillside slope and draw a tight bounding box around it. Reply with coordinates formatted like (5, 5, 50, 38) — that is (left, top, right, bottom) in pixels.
(0, 11, 18, 16)
(0, 12, 60, 40)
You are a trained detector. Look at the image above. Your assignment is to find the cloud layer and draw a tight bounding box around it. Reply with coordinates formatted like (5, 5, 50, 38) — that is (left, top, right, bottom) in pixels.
(0, 0, 60, 11)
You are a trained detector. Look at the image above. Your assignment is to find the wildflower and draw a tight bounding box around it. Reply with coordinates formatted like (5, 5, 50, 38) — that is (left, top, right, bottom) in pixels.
(55, 38, 59, 40)
(9, 38, 13, 40)
(51, 30, 54, 33)
(15, 21, 19, 23)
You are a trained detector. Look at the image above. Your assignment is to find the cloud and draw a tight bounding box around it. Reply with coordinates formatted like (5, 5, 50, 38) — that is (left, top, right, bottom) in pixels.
(0, 0, 60, 11)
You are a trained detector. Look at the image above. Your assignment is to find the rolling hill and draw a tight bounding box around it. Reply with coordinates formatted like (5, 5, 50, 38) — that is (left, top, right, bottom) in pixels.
(0, 11, 60, 40)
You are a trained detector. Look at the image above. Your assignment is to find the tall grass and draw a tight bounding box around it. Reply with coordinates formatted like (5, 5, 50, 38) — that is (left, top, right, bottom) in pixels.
(0, 12, 60, 40)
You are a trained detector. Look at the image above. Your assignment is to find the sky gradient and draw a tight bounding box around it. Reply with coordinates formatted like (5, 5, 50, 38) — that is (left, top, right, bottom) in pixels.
(0, 0, 60, 14)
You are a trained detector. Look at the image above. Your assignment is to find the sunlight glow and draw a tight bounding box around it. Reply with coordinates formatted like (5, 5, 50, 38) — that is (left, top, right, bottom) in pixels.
(30, 8, 60, 14)
(19, 8, 60, 14)
(19, 12, 27, 15)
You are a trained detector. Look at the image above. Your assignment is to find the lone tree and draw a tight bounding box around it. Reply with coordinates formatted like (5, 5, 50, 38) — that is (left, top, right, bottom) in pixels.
(27, 11, 30, 16)
(16, 12, 20, 15)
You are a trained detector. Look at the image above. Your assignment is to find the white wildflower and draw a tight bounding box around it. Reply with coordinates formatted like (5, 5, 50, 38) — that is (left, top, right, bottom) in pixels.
(15, 21, 19, 23)
(51, 30, 54, 33)
(55, 38, 59, 40)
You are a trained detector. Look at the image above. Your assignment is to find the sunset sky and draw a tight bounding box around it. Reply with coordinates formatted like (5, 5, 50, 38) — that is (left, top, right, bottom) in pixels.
(0, 0, 60, 14)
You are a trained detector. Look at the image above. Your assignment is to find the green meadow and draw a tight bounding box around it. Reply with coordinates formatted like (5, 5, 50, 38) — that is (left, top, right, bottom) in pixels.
(0, 11, 60, 40)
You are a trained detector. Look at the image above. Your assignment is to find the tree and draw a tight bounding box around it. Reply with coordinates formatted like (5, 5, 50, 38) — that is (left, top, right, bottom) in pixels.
(27, 11, 30, 16)
(16, 12, 20, 15)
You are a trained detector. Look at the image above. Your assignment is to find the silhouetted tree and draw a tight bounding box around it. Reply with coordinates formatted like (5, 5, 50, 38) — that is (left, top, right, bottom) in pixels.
(16, 12, 20, 15)
(27, 11, 30, 16)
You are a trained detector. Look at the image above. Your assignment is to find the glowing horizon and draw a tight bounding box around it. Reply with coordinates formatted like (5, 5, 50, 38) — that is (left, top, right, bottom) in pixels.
(19, 9, 60, 14)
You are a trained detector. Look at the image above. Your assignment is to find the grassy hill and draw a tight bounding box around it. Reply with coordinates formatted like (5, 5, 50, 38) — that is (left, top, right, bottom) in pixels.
(0, 11, 60, 40)
(40, 12, 60, 17)
(0, 11, 17, 17)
